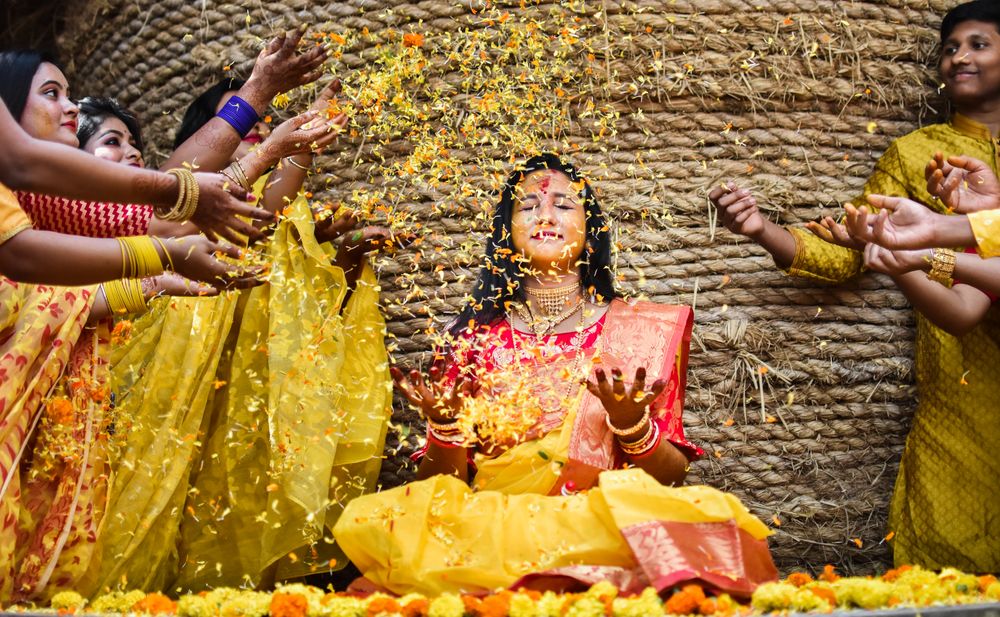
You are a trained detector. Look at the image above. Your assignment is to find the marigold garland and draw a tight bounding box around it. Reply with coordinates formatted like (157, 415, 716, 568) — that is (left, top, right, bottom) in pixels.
(21, 566, 1000, 617)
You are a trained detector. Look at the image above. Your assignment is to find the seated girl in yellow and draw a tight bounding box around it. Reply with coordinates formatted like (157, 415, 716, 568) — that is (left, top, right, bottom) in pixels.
(334, 154, 778, 597)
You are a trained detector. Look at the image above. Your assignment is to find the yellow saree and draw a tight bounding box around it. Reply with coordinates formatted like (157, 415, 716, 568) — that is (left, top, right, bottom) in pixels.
(334, 300, 777, 597)
(81, 182, 391, 594)
(0, 182, 110, 603)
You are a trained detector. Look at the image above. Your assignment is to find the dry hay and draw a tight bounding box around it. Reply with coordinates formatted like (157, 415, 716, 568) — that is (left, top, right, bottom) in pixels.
(54, 0, 962, 575)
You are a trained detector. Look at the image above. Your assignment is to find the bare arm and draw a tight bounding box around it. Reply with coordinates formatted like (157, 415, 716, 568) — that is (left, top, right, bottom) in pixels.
(894, 271, 991, 337)
(161, 29, 327, 173)
(864, 243, 993, 337)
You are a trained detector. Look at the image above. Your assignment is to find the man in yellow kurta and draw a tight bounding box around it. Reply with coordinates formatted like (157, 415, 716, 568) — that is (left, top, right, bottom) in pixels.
(709, 0, 1000, 572)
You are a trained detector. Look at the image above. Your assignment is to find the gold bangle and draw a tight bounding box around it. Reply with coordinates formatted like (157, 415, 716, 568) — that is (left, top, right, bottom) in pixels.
(153, 237, 175, 272)
(226, 160, 252, 192)
(427, 418, 462, 435)
(927, 248, 956, 287)
(163, 169, 199, 221)
(117, 237, 165, 278)
(102, 279, 148, 315)
(284, 156, 311, 171)
(620, 422, 661, 457)
(605, 407, 650, 438)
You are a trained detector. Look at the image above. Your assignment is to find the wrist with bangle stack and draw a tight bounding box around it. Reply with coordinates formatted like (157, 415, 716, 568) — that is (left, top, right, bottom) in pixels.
(155, 168, 199, 221)
(606, 407, 661, 457)
(426, 417, 465, 448)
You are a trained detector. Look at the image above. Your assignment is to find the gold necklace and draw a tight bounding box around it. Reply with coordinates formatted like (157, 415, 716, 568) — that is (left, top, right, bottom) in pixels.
(523, 281, 582, 316)
(512, 297, 583, 337)
(508, 303, 590, 414)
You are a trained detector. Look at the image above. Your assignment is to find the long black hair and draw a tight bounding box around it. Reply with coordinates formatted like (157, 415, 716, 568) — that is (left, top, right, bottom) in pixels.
(77, 96, 145, 156)
(0, 49, 65, 121)
(449, 153, 617, 336)
(173, 77, 245, 149)
(941, 0, 1000, 43)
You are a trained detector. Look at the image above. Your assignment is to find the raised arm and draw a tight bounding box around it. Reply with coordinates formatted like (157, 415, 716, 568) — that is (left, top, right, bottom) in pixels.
(161, 29, 327, 173)
(708, 182, 797, 269)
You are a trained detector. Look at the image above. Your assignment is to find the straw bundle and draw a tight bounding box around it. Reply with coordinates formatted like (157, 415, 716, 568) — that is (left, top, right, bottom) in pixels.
(55, 0, 961, 575)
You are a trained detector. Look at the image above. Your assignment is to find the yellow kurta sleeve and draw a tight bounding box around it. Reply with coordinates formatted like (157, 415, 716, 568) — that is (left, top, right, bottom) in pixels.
(784, 143, 909, 284)
(0, 182, 31, 245)
(968, 209, 1000, 258)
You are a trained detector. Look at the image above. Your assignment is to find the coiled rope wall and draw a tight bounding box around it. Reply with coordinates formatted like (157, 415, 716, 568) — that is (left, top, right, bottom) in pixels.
(56, 0, 959, 574)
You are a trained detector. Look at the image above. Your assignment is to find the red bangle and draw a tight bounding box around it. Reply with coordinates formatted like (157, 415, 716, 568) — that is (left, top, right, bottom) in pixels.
(427, 431, 464, 449)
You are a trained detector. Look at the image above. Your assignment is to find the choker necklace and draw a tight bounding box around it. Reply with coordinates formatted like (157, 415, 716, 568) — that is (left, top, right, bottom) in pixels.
(523, 281, 582, 316)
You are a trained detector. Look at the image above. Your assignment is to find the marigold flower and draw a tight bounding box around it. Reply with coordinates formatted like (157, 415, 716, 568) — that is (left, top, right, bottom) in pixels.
(786, 572, 814, 587)
(403, 33, 425, 47)
(367, 596, 402, 616)
(402, 597, 430, 617)
(270, 592, 308, 617)
(819, 564, 841, 582)
(132, 593, 177, 615)
(665, 584, 706, 614)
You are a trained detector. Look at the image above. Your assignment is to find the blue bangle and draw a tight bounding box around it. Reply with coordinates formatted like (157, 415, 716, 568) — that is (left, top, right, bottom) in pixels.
(216, 95, 259, 137)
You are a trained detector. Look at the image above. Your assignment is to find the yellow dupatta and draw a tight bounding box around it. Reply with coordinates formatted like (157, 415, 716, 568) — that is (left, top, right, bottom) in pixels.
(84, 178, 390, 593)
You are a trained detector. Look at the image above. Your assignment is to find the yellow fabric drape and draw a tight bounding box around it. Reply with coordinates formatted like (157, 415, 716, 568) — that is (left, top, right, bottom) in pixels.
(783, 115, 1000, 571)
(334, 305, 773, 597)
(83, 182, 390, 594)
(0, 277, 105, 603)
(968, 209, 1000, 258)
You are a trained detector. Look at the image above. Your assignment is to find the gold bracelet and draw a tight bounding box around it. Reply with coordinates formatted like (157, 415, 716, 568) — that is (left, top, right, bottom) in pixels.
(284, 156, 311, 171)
(102, 279, 148, 315)
(117, 237, 165, 278)
(927, 248, 956, 287)
(605, 407, 650, 438)
(162, 169, 199, 221)
(153, 237, 175, 272)
(427, 418, 462, 435)
(620, 421, 661, 457)
(226, 160, 252, 192)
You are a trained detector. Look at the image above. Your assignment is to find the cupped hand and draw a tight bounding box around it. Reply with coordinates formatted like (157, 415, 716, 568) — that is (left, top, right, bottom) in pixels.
(190, 172, 275, 244)
(390, 364, 471, 424)
(161, 235, 265, 289)
(585, 367, 666, 437)
(805, 215, 866, 251)
(259, 110, 348, 162)
(708, 182, 767, 238)
(246, 28, 328, 100)
(926, 152, 1000, 214)
(845, 196, 943, 250)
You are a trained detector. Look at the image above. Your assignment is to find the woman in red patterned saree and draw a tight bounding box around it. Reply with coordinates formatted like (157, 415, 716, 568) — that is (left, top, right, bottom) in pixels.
(333, 154, 778, 598)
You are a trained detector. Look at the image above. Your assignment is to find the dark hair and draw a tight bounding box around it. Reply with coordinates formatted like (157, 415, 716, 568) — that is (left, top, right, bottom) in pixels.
(940, 0, 1000, 44)
(449, 153, 618, 336)
(0, 49, 65, 122)
(173, 77, 245, 149)
(77, 96, 145, 156)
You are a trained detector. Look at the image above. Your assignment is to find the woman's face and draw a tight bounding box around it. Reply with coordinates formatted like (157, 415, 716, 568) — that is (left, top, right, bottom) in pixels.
(83, 116, 144, 168)
(940, 20, 1000, 107)
(215, 90, 271, 161)
(510, 169, 588, 276)
(21, 62, 79, 147)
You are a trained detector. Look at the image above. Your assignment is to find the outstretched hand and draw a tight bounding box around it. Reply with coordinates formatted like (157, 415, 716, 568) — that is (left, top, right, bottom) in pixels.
(805, 215, 866, 251)
(246, 28, 328, 102)
(190, 172, 275, 244)
(585, 367, 666, 434)
(162, 235, 264, 290)
(862, 243, 929, 278)
(391, 364, 471, 425)
(926, 152, 1000, 214)
(844, 196, 944, 250)
(708, 182, 767, 238)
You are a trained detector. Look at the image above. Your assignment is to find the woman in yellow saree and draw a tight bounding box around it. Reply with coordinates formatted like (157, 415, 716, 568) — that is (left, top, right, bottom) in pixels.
(76, 82, 393, 595)
(334, 154, 777, 598)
